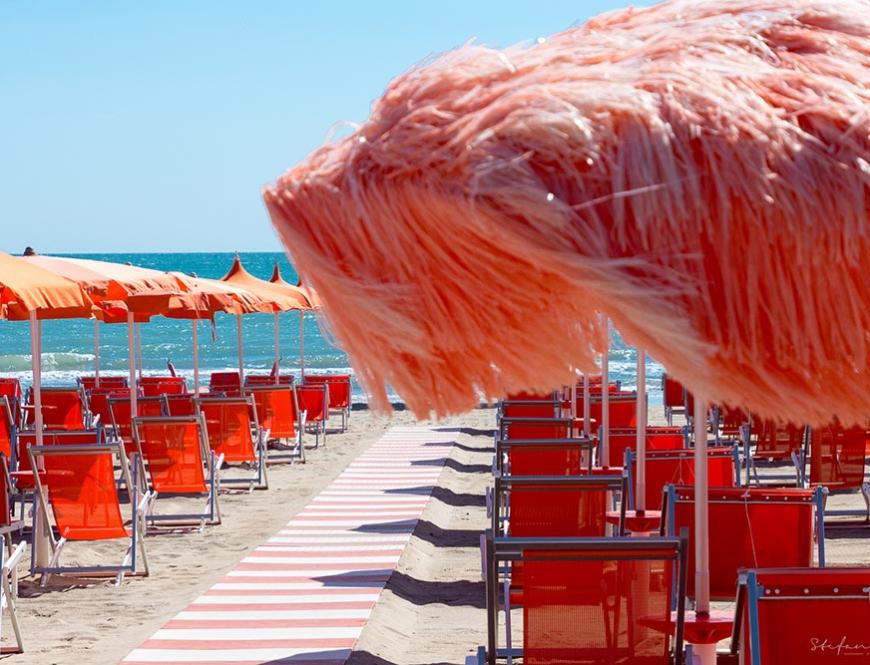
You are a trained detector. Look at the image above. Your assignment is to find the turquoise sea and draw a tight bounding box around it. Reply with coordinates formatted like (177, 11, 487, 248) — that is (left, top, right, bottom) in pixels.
(0, 252, 665, 404)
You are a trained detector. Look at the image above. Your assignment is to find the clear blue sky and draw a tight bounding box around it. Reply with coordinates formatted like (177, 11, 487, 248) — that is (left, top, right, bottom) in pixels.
(1, 1, 649, 253)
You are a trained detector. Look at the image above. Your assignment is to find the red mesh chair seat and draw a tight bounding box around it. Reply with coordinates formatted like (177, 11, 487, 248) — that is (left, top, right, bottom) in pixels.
(735, 568, 870, 664)
(109, 396, 167, 446)
(296, 385, 329, 424)
(632, 447, 735, 511)
(133, 417, 209, 495)
(165, 394, 196, 416)
(304, 374, 350, 410)
(506, 441, 588, 476)
(245, 387, 299, 440)
(0, 398, 13, 461)
(500, 417, 572, 440)
(40, 458, 129, 541)
(16, 430, 102, 491)
(754, 421, 805, 460)
(500, 398, 561, 418)
(809, 423, 867, 491)
(589, 393, 638, 430)
(198, 398, 257, 464)
(0, 380, 22, 428)
(607, 427, 684, 468)
(30, 388, 87, 430)
(662, 375, 684, 410)
(79, 376, 128, 391)
(245, 374, 293, 386)
(667, 486, 819, 600)
(209, 371, 242, 396)
(141, 377, 187, 396)
(717, 405, 750, 439)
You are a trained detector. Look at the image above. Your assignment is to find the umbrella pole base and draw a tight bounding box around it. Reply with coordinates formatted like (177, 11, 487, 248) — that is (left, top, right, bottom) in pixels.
(689, 642, 717, 665)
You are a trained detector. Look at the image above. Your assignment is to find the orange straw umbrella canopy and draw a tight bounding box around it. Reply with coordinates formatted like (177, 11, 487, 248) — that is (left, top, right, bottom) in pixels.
(264, 0, 870, 427)
(0, 252, 93, 320)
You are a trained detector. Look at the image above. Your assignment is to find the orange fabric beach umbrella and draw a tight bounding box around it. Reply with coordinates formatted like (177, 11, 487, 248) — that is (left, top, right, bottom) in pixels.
(271, 263, 319, 378)
(262, 2, 870, 659)
(219, 256, 310, 382)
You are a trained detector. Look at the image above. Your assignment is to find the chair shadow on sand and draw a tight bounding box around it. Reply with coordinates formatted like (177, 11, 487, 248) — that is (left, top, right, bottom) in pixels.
(347, 650, 466, 665)
(385, 485, 485, 508)
(411, 457, 492, 475)
(353, 518, 480, 548)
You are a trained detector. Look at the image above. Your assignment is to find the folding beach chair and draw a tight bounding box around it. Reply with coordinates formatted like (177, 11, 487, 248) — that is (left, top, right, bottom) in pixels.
(79, 375, 128, 391)
(26, 386, 89, 430)
(13, 429, 105, 498)
(498, 394, 562, 419)
(495, 438, 595, 476)
(209, 371, 242, 397)
(304, 374, 351, 431)
(109, 395, 168, 449)
(296, 383, 329, 447)
(245, 385, 306, 463)
(478, 533, 688, 665)
(748, 420, 806, 486)
(796, 422, 870, 521)
(86, 387, 129, 429)
(625, 446, 738, 511)
(244, 374, 293, 386)
(197, 396, 267, 491)
(29, 441, 150, 586)
(663, 485, 825, 601)
(0, 398, 14, 461)
(589, 392, 638, 430)
(140, 376, 187, 396)
(731, 567, 870, 665)
(605, 426, 686, 469)
(132, 415, 222, 528)
(498, 416, 574, 441)
(165, 394, 196, 416)
(662, 374, 687, 425)
(0, 380, 22, 429)
(0, 541, 25, 654)
(714, 405, 750, 441)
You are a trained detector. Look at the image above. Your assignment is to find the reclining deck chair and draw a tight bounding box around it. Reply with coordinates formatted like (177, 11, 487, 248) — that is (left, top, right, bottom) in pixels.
(803, 423, 870, 521)
(498, 416, 574, 441)
(209, 371, 242, 397)
(197, 396, 267, 491)
(479, 533, 688, 665)
(140, 376, 188, 396)
(0, 381, 21, 430)
(79, 375, 128, 391)
(749, 420, 806, 486)
(165, 394, 196, 416)
(87, 387, 131, 429)
(29, 441, 150, 586)
(13, 429, 105, 501)
(295, 383, 329, 448)
(606, 427, 686, 470)
(0, 398, 14, 462)
(494, 438, 595, 477)
(132, 415, 222, 528)
(27, 386, 90, 430)
(303, 374, 351, 431)
(590, 392, 638, 431)
(244, 374, 293, 386)
(662, 374, 688, 425)
(497, 396, 562, 419)
(731, 567, 870, 665)
(663, 485, 825, 601)
(625, 446, 738, 512)
(244, 386, 306, 463)
(0, 540, 25, 654)
(108, 394, 168, 450)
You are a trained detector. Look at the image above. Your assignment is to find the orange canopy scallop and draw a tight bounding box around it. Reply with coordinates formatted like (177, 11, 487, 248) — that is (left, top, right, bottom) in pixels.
(220, 256, 311, 312)
(270, 264, 319, 309)
(264, 0, 870, 423)
(0, 252, 92, 320)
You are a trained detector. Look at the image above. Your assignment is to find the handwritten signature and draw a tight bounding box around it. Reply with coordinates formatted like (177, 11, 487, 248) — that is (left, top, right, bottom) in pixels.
(810, 637, 870, 656)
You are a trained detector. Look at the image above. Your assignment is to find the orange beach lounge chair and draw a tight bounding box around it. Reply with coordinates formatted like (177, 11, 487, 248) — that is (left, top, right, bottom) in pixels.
(197, 396, 268, 490)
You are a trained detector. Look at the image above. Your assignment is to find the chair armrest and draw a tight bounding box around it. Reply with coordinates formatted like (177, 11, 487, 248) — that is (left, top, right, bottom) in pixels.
(4, 542, 25, 572)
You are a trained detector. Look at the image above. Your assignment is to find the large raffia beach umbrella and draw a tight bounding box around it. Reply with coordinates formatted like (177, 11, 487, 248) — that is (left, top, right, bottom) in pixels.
(270, 264, 318, 379)
(219, 256, 310, 383)
(262, 2, 870, 660)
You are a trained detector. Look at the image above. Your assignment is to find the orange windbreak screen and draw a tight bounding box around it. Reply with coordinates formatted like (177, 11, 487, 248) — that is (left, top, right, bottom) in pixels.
(136, 420, 206, 494)
(200, 401, 256, 463)
(296, 387, 328, 423)
(673, 487, 815, 599)
(247, 388, 297, 439)
(745, 570, 870, 665)
(40, 448, 127, 541)
(524, 552, 673, 664)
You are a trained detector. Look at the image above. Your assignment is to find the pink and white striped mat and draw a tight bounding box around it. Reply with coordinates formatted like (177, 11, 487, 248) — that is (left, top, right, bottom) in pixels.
(122, 427, 455, 664)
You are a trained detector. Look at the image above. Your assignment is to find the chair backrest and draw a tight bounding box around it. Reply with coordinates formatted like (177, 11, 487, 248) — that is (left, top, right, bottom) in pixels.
(589, 392, 638, 429)
(209, 371, 242, 396)
(295, 384, 329, 424)
(245, 386, 299, 439)
(499, 439, 592, 476)
(196, 397, 258, 464)
(809, 423, 867, 491)
(734, 567, 870, 665)
(79, 375, 128, 391)
(30, 387, 87, 430)
(754, 421, 805, 460)
(245, 374, 293, 386)
(109, 395, 168, 442)
(141, 376, 188, 396)
(666, 485, 820, 600)
(16, 429, 103, 489)
(133, 416, 210, 494)
(499, 399, 561, 419)
(0, 454, 15, 530)
(87, 388, 132, 427)
(662, 374, 685, 409)
(487, 535, 687, 665)
(304, 374, 351, 409)
(29, 442, 129, 541)
(607, 426, 685, 468)
(499, 417, 572, 441)
(165, 394, 196, 416)
(627, 446, 736, 510)
(0, 397, 13, 461)
(0, 380, 21, 427)
(717, 405, 750, 438)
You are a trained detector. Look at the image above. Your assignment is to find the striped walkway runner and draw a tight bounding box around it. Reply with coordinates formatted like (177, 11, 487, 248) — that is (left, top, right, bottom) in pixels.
(122, 427, 455, 664)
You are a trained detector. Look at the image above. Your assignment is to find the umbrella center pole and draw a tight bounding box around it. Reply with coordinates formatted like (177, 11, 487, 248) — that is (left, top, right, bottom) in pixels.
(29, 312, 50, 568)
(236, 314, 244, 384)
(636, 348, 646, 513)
(192, 319, 200, 394)
(94, 318, 100, 388)
(274, 312, 281, 384)
(299, 310, 305, 380)
(600, 317, 610, 467)
(582, 373, 590, 438)
(694, 395, 710, 616)
(127, 313, 138, 417)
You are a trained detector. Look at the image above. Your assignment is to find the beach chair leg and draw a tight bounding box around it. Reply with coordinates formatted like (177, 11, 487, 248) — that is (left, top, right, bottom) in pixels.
(862, 483, 870, 521)
(502, 577, 512, 665)
(40, 537, 67, 588)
